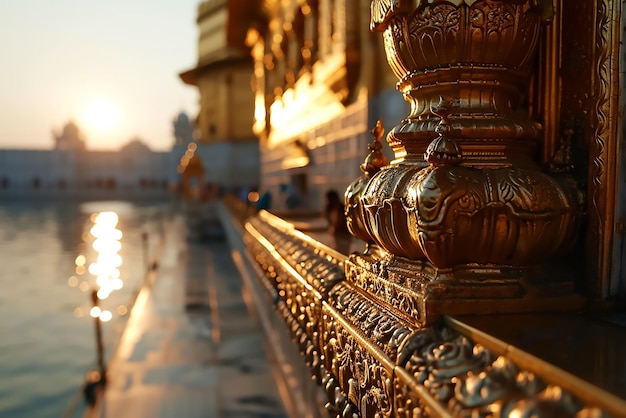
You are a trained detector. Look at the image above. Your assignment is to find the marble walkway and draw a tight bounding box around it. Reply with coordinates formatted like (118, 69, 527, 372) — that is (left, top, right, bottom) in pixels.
(92, 215, 287, 418)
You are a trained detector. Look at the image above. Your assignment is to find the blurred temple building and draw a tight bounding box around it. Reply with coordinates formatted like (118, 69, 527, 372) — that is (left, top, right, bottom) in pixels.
(0, 120, 180, 198)
(177, 0, 407, 207)
(178, 0, 260, 193)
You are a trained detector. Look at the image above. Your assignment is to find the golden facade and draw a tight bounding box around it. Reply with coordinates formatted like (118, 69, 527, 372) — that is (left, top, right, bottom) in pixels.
(247, 0, 408, 210)
(178, 0, 261, 191)
(180, 0, 257, 144)
(241, 0, 626, 416)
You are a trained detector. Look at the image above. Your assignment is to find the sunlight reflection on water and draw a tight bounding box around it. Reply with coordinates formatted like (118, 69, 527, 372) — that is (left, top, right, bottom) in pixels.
(0, 199, 170, 418)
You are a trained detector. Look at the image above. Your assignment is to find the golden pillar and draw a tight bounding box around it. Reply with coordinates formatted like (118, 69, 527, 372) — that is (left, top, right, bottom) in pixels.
(345, 0, 585, 324)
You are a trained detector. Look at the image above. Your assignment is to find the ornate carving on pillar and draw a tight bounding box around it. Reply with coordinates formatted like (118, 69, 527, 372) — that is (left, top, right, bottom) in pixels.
(583, 0, 622, 296)
(339, 0, 586, 323)
(346, 120, 389, 246)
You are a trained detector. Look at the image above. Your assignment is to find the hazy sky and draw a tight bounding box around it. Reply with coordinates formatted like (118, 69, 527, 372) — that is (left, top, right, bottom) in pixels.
(0, 0, 201, 151)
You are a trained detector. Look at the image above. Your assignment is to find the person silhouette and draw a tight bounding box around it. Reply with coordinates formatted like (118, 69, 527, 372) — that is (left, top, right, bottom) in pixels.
(324, 190, 348, 235)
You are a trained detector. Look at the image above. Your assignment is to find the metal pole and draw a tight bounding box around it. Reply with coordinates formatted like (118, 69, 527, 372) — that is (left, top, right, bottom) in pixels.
(142, 232, 149, 273)
(91, 289, 106, 384)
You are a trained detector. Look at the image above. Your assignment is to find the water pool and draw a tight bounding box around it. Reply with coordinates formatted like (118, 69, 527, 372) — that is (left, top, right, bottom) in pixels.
(0, 199, 172, 417)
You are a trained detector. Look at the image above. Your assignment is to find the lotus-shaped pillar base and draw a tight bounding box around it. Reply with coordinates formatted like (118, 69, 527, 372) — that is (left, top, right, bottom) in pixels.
(346, 127, 583, 327)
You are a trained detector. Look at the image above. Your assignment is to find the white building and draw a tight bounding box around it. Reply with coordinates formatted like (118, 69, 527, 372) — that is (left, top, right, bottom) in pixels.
(0, 122, 175, 199)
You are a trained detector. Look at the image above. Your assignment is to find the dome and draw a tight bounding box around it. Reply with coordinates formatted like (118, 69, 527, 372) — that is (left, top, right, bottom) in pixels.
(176, 112, 190, 123)
(62, 121, 80, 138)
(120, 137, 151, 154)
(173, 111, 194, 145)
(54, 120, 86, 150)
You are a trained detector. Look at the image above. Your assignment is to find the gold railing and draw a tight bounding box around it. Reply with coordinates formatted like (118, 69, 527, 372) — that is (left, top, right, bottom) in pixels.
(243, 210, 626, 417)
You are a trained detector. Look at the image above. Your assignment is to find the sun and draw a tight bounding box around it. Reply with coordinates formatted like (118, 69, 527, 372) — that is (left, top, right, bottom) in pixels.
(82, 98, 120, 132)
